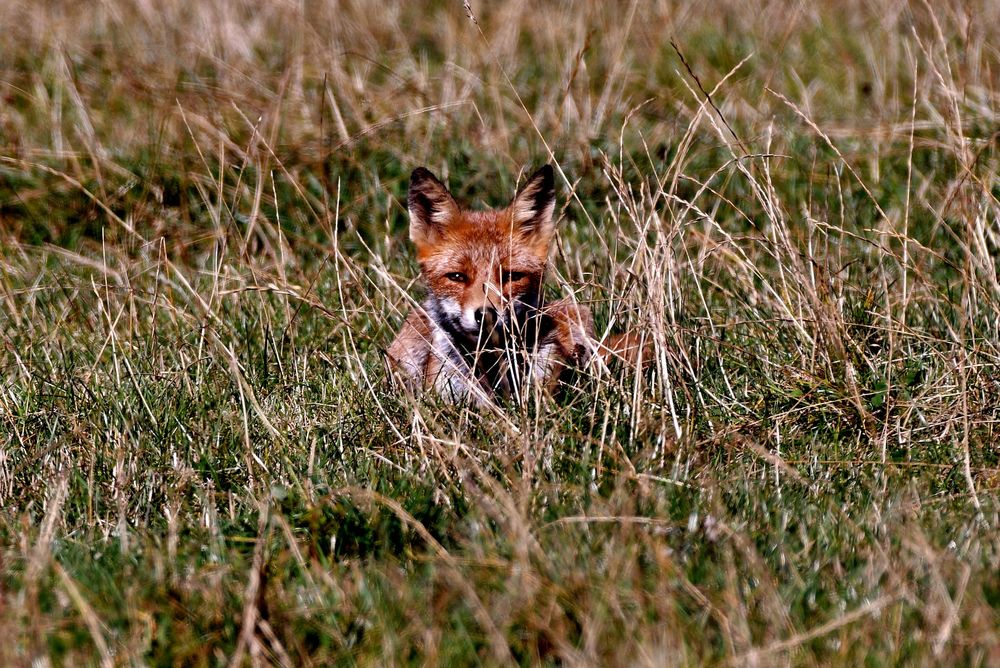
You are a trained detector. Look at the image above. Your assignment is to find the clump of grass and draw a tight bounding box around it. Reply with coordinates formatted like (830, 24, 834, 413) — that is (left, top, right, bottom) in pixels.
(1, 0, 998, 664)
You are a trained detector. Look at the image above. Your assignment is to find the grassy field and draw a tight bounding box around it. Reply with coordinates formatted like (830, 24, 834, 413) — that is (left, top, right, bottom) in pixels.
(2, 0, 999, 664)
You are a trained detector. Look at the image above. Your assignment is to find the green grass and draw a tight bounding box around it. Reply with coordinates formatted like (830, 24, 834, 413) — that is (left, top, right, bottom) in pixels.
(2, 0, 999, 664)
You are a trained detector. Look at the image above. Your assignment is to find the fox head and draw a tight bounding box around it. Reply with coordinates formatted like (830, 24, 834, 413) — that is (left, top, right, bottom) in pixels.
(407, 165, 556, 347)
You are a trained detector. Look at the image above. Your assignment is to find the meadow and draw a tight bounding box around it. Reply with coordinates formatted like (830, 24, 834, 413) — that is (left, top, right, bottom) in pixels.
(1, 0, 998, 664)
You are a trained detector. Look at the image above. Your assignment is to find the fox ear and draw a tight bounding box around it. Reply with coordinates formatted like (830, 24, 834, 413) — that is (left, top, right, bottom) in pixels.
(408, 167, 459, 250)
(510, 165, 556, 246)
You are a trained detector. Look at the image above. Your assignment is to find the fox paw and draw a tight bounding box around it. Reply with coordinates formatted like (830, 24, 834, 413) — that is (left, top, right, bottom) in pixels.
(542, 301, 597, 365)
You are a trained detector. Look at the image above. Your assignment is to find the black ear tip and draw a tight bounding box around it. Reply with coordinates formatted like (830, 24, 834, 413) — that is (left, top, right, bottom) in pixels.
(409, 167, 436, 187)
(533, 164, 554, 190)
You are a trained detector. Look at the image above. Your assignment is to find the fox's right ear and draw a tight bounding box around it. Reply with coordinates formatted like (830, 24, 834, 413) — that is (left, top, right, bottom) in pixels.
(408, 167, 459, 251)
(509, 164, 556, 254)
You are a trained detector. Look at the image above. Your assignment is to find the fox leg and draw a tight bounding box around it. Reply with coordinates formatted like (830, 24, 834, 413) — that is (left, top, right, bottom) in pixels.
(541, 299, 598, 364)
(528, 299, 596, 392)
(544, 299, 653, 371)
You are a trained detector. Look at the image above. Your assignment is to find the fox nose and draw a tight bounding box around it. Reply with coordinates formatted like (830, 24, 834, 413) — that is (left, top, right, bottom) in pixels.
(473, 307, 497, 329)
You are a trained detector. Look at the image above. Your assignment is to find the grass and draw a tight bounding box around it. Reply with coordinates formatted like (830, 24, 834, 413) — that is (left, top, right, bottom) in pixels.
(1, 0, 999, 664)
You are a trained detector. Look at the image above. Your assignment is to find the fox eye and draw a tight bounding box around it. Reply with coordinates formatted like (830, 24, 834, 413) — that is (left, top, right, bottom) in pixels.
(445, 272, 468, 283)
(501, 270, 528, 283)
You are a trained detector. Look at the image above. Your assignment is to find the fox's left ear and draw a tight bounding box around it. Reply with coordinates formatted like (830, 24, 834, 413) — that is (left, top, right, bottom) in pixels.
(510, 165, 556, 249)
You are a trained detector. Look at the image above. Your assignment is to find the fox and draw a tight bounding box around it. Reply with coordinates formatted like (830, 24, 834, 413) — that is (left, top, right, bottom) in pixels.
(387, 164, 646, 405)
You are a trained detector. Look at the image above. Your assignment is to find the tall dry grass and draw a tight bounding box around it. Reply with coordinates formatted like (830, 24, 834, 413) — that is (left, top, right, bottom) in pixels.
(1, 0, 998, 664)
